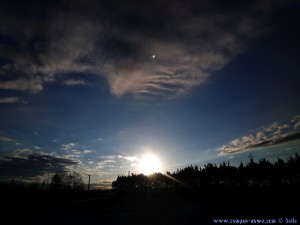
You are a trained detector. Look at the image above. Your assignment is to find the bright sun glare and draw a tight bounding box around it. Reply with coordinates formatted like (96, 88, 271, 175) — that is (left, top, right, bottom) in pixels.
(139, 153, 162, 175)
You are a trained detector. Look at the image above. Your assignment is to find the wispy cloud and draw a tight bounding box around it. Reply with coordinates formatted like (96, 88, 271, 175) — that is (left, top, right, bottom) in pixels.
(95, 159, 115, 170)
(123, 156, 138, 162)
(61, 142, 76, 150)
(0, 97, 19, 103)
(63, 149, 94, 156)
(71, 150, 82, 155)
(0, 78, 43, 93)
(219, 115, 300, 154)
(83, 153, 140, 176)
(101, 153, 139, 162)
(99, 154, 123, 160)
(83, 150, 93, 154)
(0, 1, 285, 99)
(0, 136, 15, 142)
(64, 79, 88, 86)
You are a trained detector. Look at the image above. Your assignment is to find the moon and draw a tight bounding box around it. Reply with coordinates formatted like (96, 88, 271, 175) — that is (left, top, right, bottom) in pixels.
(139, 153, 161, 175)
(152, 54, 155, 59)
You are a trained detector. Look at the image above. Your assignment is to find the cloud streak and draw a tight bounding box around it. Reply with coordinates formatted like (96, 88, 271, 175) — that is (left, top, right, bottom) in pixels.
(0, 97, 19, 103)
(64, 79, 88, 86)
(219, 115, 300, 154)
(0, 0, 284, 99)
(0, 78, 43, 93)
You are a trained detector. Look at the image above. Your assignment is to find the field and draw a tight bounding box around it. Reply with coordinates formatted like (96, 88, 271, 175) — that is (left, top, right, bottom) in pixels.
(2, 186, 299, 225)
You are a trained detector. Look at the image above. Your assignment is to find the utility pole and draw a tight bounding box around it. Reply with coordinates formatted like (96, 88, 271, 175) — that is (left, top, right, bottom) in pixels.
(88, 175, 91, 191)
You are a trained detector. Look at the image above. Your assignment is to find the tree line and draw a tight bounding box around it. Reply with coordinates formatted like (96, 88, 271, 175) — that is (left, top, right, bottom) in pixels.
(112, 153, 300, 192)
(1, 172, 85, 191)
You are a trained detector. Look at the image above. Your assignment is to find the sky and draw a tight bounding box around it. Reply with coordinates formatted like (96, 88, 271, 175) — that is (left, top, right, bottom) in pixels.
(1, 0, 300, 189)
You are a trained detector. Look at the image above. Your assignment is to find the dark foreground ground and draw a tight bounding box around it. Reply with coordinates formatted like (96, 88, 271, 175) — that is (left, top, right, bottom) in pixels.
(1, 186, 299, 225)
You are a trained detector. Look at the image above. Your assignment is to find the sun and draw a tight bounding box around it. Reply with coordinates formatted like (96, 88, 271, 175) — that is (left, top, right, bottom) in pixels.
(139, 153, 161, 175)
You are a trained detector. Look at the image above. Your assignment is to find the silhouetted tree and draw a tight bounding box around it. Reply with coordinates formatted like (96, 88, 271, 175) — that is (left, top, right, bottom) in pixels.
(112, 154, 300, 193)
(50, 172, 84, 191)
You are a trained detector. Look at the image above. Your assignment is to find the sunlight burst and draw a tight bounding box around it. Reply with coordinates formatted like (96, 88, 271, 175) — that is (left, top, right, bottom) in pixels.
(139, 153, 161, 175)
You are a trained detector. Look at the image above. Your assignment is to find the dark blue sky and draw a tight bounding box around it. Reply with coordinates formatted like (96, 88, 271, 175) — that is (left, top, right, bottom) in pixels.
(1, 0, 300, 188)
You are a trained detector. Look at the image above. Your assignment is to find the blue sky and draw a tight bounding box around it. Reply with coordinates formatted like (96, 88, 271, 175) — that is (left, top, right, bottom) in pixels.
(1, 0, 300, 189)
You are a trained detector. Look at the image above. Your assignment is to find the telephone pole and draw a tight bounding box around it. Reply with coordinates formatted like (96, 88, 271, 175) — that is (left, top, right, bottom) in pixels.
(88, 175, 91, 191)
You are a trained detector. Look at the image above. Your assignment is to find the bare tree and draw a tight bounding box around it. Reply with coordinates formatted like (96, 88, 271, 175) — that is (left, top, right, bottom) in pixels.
(50, 172, 84, 191)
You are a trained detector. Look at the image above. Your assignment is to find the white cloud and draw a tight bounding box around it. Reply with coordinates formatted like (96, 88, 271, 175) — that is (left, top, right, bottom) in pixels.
(90, 154, 139, 174)
(95, 164, 104, 170)
(71, 150, 81, 155)
(123, 156, 138, 162)
(0, 97, 19, 103)
(242, 135, 255, 143)
(230, 139, 240, 146)
(101, 159, 115, 163)
(61, 142, 76, 150)
(99, 155, 118, 160)
(95, 159, 116, 169)
(256, 131, 266, 140)
(219, 114, 300, 154)
(62, 153, 81, 159)
(83, 150, 93, 154)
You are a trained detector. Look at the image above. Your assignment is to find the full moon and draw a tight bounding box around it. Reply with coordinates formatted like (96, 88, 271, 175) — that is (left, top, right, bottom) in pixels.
(139, 153, 161, 175)
(152, 54, 155, 59)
